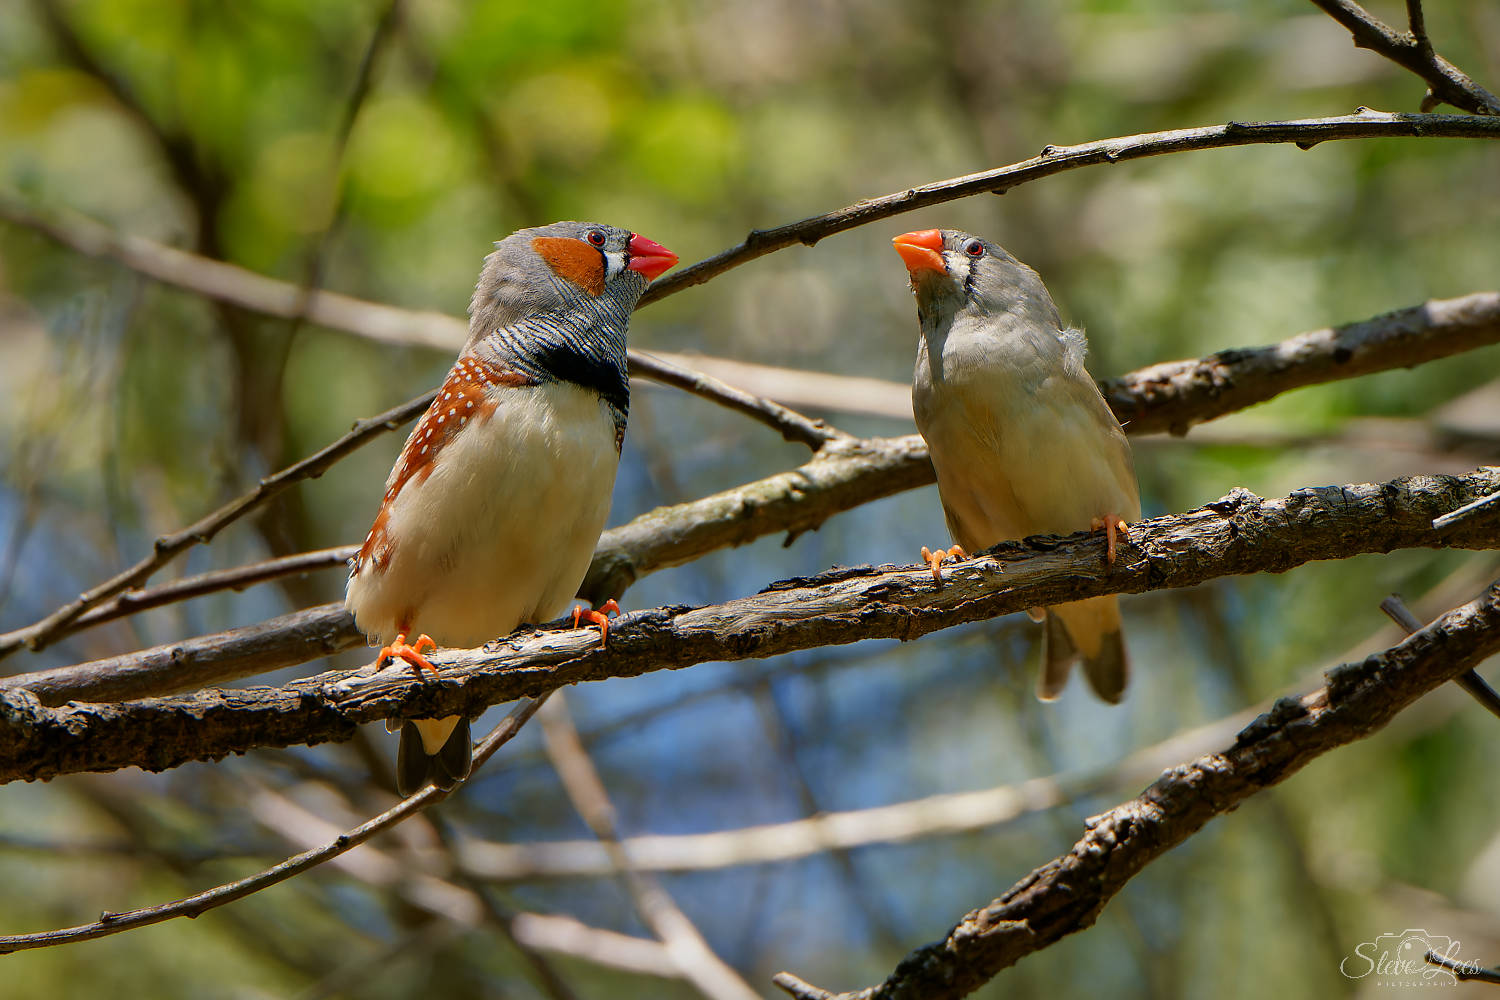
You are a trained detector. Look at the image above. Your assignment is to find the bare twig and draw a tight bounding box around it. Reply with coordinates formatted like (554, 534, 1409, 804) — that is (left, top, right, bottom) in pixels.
(4, 469, 1499, 783)
(774, 973, 835, 1000)
(0, 696, 544, 954)
(8, 114, 1497, 346)
(70, 547, 355, 634)
(539, 694, 760, 1000)
(642, 111, 1500, 306)
(1433, 488, 1500, 530)
(1380, 594, 1500, 719)
(629, 350, 843, 449)
(1308, 0, 1500, 115)
(641, 354, 913, 422)
(1423, 949, 1500, 985)
(772, 580, 1500, 1000)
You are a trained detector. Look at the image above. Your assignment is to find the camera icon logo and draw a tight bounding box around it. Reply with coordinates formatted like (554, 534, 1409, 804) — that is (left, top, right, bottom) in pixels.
(1340, 928, 1466, 985)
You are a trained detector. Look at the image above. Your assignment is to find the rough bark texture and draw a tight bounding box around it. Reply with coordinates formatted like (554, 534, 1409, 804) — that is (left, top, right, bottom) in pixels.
(2, 469, 1496, 783)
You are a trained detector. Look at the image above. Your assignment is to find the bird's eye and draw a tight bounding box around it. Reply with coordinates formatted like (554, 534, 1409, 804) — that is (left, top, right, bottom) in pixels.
(964, 239, 984, 257)
(586, 230, 606, 247)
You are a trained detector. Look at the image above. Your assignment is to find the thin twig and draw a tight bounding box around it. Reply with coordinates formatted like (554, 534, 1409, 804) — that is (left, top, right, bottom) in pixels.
(1308, 0, 1500, 115)
(1380, 594, 1500, 719)
(773, 973, 835, 1000)
(0, 695, 544, 954)
(1405, 0, 1429, 49)
(641, 111, 1500, 306)
(629, 350, 843, 449)
(1434, 488, 1500, 530)
(6, 469, 1500, 783)
(539, 694, 760, 1000)
(772, 579, 1500, 1000)
(70, 547, 355, 634)
(1423, 949, 1500, 985)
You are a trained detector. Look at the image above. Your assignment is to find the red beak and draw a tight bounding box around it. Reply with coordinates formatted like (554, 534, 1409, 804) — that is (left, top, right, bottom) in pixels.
(626, 233, 678, 282)
(892, 229, 946, 275)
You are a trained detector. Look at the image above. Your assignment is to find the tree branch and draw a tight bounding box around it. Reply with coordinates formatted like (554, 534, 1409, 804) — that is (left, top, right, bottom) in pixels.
(4, 110, 1499, 427)
(0, 696, 544, 954)
(2, 469, 1496, 783)
(641, 111, 1500, 305)
(585, 290, 1500, 599)
(7, 291, 1498, 707)
(69, 547, 354, 635)
(627, 351, 843, 450)
(772, 578, 1500, 1000)
(1380, 594, 1500, 718)
(1309, 0, 1500, 116)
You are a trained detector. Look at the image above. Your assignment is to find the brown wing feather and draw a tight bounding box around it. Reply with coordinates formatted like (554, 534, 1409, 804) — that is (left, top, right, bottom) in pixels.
(353, 354, 536, 574)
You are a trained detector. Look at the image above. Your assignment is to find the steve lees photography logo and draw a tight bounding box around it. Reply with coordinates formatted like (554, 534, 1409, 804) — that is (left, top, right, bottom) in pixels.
(1340, 929, 1482, 986)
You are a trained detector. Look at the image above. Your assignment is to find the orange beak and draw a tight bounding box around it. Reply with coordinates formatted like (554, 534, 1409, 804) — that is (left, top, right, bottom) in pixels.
(626, 233, 678, 282)
(892, 229, 946, 275)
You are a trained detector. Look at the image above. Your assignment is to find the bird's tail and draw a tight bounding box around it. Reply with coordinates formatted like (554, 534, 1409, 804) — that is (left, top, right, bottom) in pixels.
(395, 715, 473, 797)
(1036, 595, 1129, 704)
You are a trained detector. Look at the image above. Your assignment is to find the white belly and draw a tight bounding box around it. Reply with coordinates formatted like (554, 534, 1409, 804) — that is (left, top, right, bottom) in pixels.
(345, 381, 619, 647)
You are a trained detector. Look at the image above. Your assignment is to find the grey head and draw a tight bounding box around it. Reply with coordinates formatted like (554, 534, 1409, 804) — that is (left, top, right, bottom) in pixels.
(891, 227, 1063, 336)
(466, 220, 676, 349)
(463, 221, 677, 431)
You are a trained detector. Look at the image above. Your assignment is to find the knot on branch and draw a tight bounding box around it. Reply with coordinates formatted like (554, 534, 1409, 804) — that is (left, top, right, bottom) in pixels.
(1231, 695, 1312, 751)
(1204, 487, 1261, 516)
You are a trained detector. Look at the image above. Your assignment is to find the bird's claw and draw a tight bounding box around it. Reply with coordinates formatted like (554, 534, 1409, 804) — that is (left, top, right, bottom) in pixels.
(378, 632, 438, 677)
(1090, 515, 1128, 565)
(920, 544, 968, 585)
(572, 598, 621, 645)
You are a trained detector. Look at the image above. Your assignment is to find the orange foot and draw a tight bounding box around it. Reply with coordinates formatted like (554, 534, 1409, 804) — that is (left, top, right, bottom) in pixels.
(572, 598, 621, 645)
(920, 544, 968, 585)
(379, 631, 438, 677)
(1089, 514, 1129, 565)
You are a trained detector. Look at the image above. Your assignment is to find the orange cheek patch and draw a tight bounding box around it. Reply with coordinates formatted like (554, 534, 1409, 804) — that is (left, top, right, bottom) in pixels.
(532, 237, 605, 296)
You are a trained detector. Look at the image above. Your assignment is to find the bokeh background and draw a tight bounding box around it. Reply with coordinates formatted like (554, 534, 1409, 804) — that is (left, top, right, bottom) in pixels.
(2, 1, 1499, 997)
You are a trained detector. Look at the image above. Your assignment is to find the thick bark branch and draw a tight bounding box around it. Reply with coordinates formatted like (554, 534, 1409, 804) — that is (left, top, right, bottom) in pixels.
(7, 293, 1499, 708)
(1, 469, 1496, 783)
(590, 291, 1500, 598)
(772, 577, 1500, 1000)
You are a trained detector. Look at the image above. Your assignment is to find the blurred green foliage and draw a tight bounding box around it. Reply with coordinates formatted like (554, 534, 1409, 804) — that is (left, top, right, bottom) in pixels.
(1, 1, 1499, 998)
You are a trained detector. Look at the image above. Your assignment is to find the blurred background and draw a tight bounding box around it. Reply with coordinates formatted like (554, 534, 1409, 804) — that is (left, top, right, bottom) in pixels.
(2, 0, 1499, 997)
